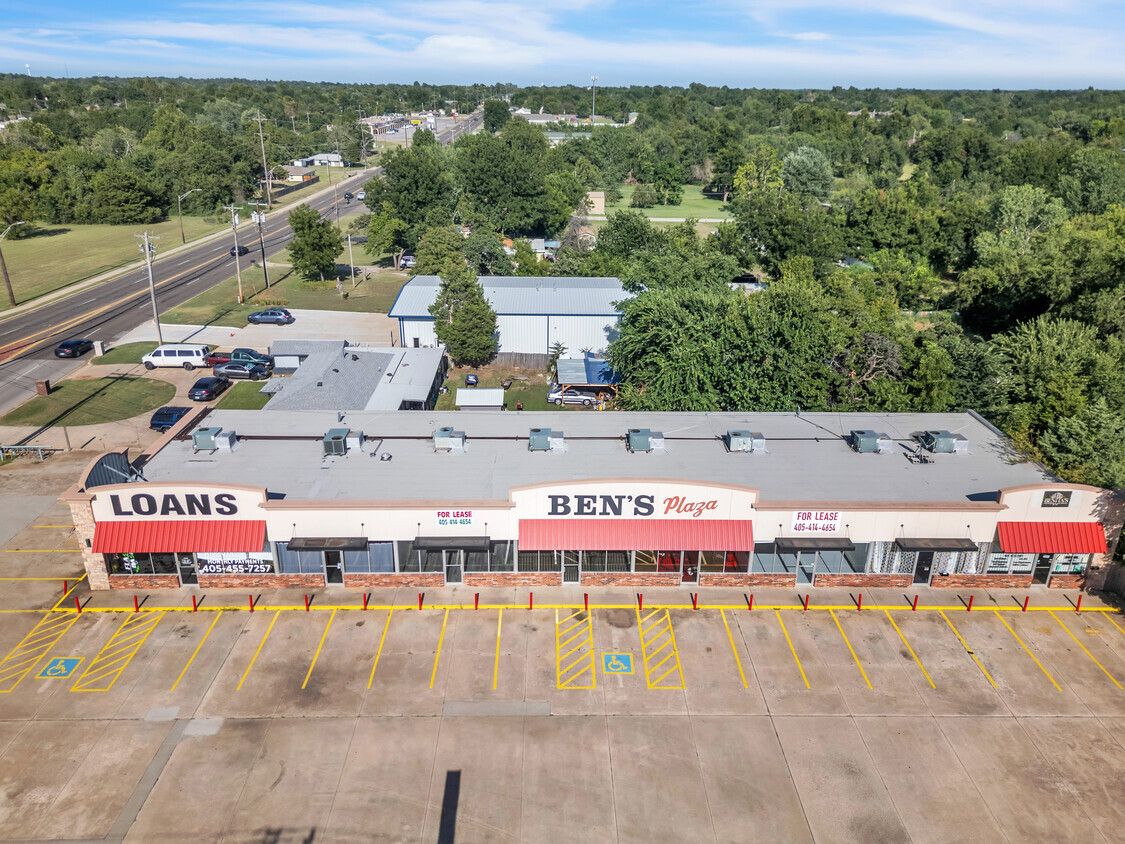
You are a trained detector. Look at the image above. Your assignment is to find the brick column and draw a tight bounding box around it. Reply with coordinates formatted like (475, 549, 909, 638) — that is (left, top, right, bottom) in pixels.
(1086, 491, 1125, 592)
(67, 497, 109, 590)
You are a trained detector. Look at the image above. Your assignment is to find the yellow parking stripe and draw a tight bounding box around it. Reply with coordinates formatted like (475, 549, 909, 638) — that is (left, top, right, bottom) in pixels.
(830, 609, 872, 690)
(429, 608, 449, 689)
(170, 610, 223, 692)
(939, 610, 997, 689)
(493, 609, 502, 690)
(237, 610, 280, 690)
(1102, 613, 1125, 638)
(636, 607, 684, 690)
(555, 608, 595, 689)
(720, 611, 748, 689)
(0, 612, 79, 692)
(367, 609, 393, 689)
(881, 609, 935, 689)
(775, 610, 809, 688)
(72, 611, 165, 692)
(992, 610, 1061, 692)
(302, 609, 336, 690)
(1049, 610, 1123, 690)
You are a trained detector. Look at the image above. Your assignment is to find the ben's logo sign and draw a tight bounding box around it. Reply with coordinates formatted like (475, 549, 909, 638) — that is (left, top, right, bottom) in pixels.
(110, 493, 239, 517)
(1042, 491, 1073, 508)
(548, 493, 719, 518)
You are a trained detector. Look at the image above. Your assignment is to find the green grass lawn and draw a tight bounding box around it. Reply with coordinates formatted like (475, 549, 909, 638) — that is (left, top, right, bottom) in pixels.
(92, 341, 158, 366)
(216, 381, 272, 410)
(433, 366, 562, 411)
(0, 376, 175, 427)
(602, 184, 733, 220)
(0, 218, 228, 311)
(161, 265, 409, 327)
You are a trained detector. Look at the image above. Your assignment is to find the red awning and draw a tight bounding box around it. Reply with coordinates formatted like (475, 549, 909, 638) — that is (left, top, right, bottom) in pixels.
(518, 519, 753, 551)
(92, 520, 266, 554)
(997, 521, 1106, 554)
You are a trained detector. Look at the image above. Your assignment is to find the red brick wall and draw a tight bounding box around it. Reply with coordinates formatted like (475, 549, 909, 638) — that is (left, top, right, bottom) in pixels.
(198, 574, 324, 589)
(813, 574, 913, 588)
(343, 573, 445, 588)
(930, 574, 1034, 589)
(701, 573, 797, 588)
(1048, 574, 1086, 589)
(463, 573, 561, 587)
(580, 573, 683, 587)
(108, 574, 180, 590)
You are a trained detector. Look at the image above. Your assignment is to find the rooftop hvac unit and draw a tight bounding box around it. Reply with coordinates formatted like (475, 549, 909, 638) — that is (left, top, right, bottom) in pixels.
(726, 430, 767, 453)
(433, 427, 467, 452)
(627, 428, 652, 453)
(850, 429, 892, 454)
(346, 430, 365, 452)
(192, 427, 223, 452)
(214, 430, 237, 450)
(323, 427, 350, 456)
(919, 430, 967, 454)
(528, 427, 551, 452)
(649, 431, 665, 451)
(549, 430, 567, 453)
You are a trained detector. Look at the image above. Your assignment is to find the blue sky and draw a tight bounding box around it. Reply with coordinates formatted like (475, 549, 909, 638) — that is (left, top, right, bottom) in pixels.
(4, 1, 1124, 88)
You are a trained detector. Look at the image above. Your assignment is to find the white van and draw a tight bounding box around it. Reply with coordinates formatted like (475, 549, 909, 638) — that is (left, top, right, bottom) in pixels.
(141, 344, 211, 371)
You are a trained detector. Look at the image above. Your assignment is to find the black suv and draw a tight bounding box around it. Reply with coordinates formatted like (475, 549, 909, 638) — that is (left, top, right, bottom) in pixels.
(149, 406, 191, 432)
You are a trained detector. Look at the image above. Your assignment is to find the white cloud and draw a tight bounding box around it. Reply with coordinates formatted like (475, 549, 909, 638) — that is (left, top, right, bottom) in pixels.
(791, 31, 830, 41)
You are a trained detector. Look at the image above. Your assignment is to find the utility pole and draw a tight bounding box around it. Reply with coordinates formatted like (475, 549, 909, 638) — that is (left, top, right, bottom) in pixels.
(590, 75, 598, 122)
(347, 233, 357, 288)
(176, 188, 201, 244)
(249, 202, 271, 288)
(222, 204, 246, 304)
(0, 222, 25, 308)
(256, 111, 273, 209)
(136, 232, 163, 346)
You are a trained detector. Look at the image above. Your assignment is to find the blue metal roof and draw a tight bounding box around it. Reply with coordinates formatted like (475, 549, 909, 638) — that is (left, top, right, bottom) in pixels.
(389, 276, 627, 318)
(556, 354, 620, 386)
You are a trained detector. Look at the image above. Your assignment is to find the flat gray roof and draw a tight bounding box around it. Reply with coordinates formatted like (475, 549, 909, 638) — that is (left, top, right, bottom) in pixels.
(140, 411, 1054, 504)
(389, 276, 627, 318)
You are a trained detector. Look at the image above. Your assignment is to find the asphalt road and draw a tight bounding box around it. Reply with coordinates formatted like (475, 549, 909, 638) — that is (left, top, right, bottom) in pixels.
(0, 169, 375, 418)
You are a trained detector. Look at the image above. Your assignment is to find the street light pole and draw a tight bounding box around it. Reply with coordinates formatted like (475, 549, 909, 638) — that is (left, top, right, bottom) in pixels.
(0, 221, 26, 308)
(222, 204, 245, 304)
(176, 188, 202, 244)
(590, 75, 598, 123)
(136, 231, 163, 346)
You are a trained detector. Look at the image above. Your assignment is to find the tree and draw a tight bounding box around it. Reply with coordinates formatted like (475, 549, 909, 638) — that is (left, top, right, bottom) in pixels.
(463, 230, 514, 276)
(287, 204, 343, 282)
(483, 100, 511, 134)
(365, 202, 410, 267)
(513, 240, 549, 276)
(709, 145, 746, 202)
(1058, 146, 1125, 215)
(781, 146, 833, 200)
(429, 266, 497, 365)
(415, 226, 467, 277)
(1039, 398, 1125, 488)
(733, 145, 783, 198)
(90, 165, 160, 224)
(630, 184, 658, 208)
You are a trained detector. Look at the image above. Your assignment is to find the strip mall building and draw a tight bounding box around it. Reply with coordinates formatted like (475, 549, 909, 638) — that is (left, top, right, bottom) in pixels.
(64, 410, 1123, 592)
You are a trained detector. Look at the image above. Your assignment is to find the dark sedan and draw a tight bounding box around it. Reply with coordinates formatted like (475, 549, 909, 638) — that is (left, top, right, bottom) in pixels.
(149, 406, 191, 432)
(53, 338, 94, 358)
(213, 362, 271, 381)
(187, 376, 231, 402)
(247, 308, 295, 325)
(230, 245, 250, 257)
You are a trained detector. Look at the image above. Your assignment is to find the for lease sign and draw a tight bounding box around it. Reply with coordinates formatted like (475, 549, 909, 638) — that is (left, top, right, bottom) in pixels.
(791, 511, 841, 533)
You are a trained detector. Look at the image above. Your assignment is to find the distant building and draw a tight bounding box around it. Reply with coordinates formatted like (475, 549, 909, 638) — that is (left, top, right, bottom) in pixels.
(282, 166, 317, 182)
(293, 153, 344, 167)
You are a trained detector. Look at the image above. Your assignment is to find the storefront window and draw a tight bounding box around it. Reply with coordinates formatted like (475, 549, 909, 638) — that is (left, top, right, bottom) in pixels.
(843, 544, 869, 574)
(489, 541, 515, 572)
(197, 551, 275, 575)
(517, 549, 562, 572)
(106, 553, 178, 575)
(582, 551, 630, 572)
(1051, 554, 1089, 574)
(987, 551, 1036, 574)
(753, 543, 777, 573)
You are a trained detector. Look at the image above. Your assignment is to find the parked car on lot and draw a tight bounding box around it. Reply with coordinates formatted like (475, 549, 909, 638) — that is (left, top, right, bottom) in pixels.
(148, 406, 191, 432)
(247, 308, 294, 325)
(53, 338, 94, 358)
(230, 245, 250, 257)
(206, 348, 273, 368)
(548, 386, 600, 407)
(141, 344, 211, 370)
(399, 255, 416, 269)
(187, 376, 231, 401)
(213, 362, 271, 381)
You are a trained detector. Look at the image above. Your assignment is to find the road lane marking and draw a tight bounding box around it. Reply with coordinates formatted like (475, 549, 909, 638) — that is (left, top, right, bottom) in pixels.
(939, 610, 997, 689)
(367, 609, 393, 689)
(302, 608, 336, 689)
(170, 610, 223, 692)
(1048, 610, 1123, 690)
(430, 608, 449, 689)
(992, 609, 1061, 691)
(775, 610, 809, 688)
(237, 610, 280, 690)
(881, 609, 935, 688)
(721, 610, 748, 689)
(830, 609, 872, 689)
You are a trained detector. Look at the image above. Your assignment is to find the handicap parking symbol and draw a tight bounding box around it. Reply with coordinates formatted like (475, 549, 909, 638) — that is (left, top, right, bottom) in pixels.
(37, 658, 82, 679)
(602, 653, 633, 674)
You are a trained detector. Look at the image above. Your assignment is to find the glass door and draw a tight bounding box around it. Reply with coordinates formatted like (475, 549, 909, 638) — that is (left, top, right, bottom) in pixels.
(1032, 554, 1051, 585)
(796, 552, 815, 586)
(324, 550, 344, 584)
(681, 552, 698, 584)
(178, 554, 197, 585)
(445, 550, 463, 584)
(562, 551, 579, 583)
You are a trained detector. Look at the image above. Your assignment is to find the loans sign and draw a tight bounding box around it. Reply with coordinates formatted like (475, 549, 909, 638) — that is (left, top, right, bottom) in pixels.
(791, 510, 841, 533)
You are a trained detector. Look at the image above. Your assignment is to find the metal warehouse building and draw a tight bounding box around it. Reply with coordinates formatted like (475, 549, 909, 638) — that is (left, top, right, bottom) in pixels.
(64, 410, 1122, 592)
(388, 276, 627, 365)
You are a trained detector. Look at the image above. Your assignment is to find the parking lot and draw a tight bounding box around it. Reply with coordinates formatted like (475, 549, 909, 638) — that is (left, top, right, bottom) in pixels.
(1, 552, 1125, 842)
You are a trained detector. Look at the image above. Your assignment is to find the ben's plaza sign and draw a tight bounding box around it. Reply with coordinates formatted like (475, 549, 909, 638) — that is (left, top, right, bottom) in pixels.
(522, 483, 754, 519)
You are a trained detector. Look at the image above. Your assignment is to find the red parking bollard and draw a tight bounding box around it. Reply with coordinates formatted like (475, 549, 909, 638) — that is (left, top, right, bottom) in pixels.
(1023, 596, 1029, 612)
(249, 595, 254, 612)
(584, 593, 589, 613)
(967, 595, 974, 612)
(134, 595, 139, 612)
(418, 593, 423, 610)
(748, 593, 754, 611)
(474, 593, 479, 610)
(75, 596, 81, 613)
(304, 595, 310, 612)
(63, 580, 67, 595)
(192, 594, 198, 612)
(638, 594, 643, 611)
(912, 595, 919, 611)
(857, 594, 862, 611)
(691, 593, 698, 610)
(803, 594, 809, 612)
(1076, 594, 1083, 612)
(362, 593, 369, 610)
(529, 592, 534, 610)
